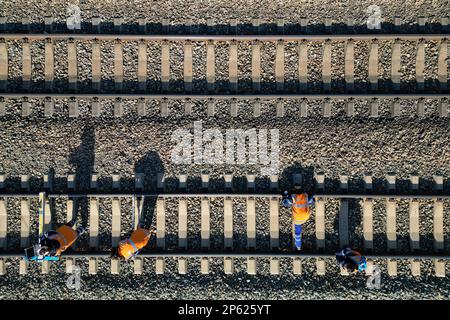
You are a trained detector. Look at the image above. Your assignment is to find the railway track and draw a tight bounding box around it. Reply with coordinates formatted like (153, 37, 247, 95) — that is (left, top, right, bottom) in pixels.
(0, 172, 448, 277)
(0, 93, 449, 118)
(0, 28, 449, 117)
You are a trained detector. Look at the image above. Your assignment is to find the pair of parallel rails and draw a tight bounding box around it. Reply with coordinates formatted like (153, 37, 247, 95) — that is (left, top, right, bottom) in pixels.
(0, 32, 449, 117)
(0, 172, 448, 277)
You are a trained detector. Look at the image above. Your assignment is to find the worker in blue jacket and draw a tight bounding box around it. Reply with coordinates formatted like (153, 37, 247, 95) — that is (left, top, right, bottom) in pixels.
(336, 247, 367, 273)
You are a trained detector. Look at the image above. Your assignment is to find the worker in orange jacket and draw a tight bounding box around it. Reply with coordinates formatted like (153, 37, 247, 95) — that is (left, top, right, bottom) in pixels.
(37, 219, 86, 258)
(111, 196, 156, 260)
(112, 227, 156, 260)
(281, 191, 314, 250)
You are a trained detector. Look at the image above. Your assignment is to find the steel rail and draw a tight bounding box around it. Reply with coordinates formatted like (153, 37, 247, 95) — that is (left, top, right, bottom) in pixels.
(0, 33, 449, 41)
(0, 193, 448, 199)
(1, 93, 450, 100)
(0, 251, 449, 260)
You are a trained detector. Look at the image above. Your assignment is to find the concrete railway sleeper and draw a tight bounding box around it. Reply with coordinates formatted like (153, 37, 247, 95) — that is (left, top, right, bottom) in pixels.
(0, 172, 447, 277)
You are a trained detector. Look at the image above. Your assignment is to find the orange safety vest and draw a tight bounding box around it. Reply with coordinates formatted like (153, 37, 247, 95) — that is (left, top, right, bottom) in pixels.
(54, 225, 78, 256)
(118, 228, 151, 260)
(292, 193, 310, 225)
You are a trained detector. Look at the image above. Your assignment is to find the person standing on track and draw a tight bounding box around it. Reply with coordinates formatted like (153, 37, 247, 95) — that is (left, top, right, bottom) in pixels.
(335, 247, 367, 273)
(281, 191, 315, 250)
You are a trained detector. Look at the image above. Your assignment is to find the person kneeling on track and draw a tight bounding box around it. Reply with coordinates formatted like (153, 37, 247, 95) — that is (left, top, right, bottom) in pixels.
(111, 227, 156, 260)
(335, 247, 367, 273)
(37, 218, 86, 258)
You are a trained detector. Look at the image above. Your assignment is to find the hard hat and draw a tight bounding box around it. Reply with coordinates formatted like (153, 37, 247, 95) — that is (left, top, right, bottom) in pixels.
(38, 245, 51, 257)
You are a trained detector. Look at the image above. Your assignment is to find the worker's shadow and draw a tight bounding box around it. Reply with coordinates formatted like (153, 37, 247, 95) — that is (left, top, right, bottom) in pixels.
(65, 127, 164, 249)
(68, 126, 95, 229)
(133, 151, 164, 247)
(69, 127, 96, 191)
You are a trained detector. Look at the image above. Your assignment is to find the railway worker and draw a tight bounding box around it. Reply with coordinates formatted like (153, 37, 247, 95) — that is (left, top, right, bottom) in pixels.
(37, 218, 86, 258)
(335, 247, 367, 273)
(112, 227, 156, 260)
(281, 191, 315, 250)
